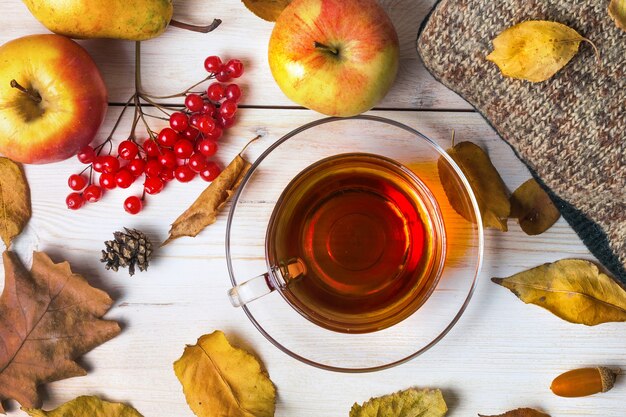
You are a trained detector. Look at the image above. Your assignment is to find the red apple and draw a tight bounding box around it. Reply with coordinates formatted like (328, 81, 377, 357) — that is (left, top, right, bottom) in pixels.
(268, 0, 399, 117)
(0, 34, 107, 164)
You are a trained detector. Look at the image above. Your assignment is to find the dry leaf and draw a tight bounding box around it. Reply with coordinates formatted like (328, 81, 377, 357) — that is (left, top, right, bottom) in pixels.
(492, 259, 626, 325)
(350, 388, 447, 417)
(242, 0, 293, 21)
(487, 21, 585, 82)
(439, 141, 510, 231)
(22, 396, 144, 417)
(609, 0, 626, 31)
(0, 158, 31, 248)
(0, 251, 121, 412)
(510, 178, 560, 235)
(174, 331, 276, 417)
(479, 408, 551, 417)
(163, 154, 251, 245)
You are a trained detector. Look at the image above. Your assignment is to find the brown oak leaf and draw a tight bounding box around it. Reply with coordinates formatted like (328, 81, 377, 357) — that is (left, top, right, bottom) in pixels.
(0, 251, 121, 413)
(0, 158, 31, 248)
(479, 408, 550, 417)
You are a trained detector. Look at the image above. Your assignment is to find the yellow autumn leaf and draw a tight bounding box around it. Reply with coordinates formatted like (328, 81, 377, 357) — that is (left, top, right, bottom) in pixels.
(439, 141, 510, 231)
(174, 331, 276, 417)
(492, 260, 626, 325)
(242, 0, 293, 21)
(350, 388, 447, 417)
(609, 0, 626, 31)
(510, 178, 560, 235)
(487, 21, 586, 82)
(0, 157, 31, 248)
(22, 396, 143, 417)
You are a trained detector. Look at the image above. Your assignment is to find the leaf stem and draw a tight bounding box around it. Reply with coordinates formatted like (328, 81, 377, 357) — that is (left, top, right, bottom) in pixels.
(169, 18, 222, 34)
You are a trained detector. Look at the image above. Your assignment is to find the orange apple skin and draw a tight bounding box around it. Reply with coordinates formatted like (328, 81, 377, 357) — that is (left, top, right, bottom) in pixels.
(0, 34, 107, 164)
(268, 0, 399, 117)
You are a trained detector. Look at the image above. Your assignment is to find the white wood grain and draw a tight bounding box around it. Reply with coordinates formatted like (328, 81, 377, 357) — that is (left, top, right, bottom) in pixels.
(1, 108, 624, 416)
(0, 0, 472, 110)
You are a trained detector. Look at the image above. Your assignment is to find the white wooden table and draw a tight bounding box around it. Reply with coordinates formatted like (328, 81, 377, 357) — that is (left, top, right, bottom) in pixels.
(1, 1, 624, 416)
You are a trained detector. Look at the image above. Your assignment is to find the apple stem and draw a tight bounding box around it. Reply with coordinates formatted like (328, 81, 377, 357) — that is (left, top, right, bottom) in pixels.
(314, 41, 339, 56)
(10, 79, 42, 103)
(170, 18, 222, 34)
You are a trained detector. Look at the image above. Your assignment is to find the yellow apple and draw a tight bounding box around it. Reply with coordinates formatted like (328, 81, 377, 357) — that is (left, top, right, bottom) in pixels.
(0, 34, 107, 164)
(268, 0, 399, 117)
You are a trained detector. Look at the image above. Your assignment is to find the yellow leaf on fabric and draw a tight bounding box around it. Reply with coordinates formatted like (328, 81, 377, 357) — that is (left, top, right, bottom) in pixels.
(163, 154, 250, 245)
(0, 157, 30, 248)
(492, 260, 626, 325)
(174, 331, 276, 417)
(510, 178, 560, 235)
(22, 396, 143, 417)
(487, 21, 585, 82)
(609, 0, 626, 31)
(439, 141, 510, 231)
(350, 388, 447, 417)
(479, 408, 550, 417)
(242, 0, 293, 21)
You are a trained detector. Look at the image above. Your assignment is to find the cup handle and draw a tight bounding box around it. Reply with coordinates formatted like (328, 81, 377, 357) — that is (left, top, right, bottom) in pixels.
(228, 273, 275, 307)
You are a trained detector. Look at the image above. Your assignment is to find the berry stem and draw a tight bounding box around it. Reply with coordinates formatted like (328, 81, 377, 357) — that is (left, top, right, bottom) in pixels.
(141, 74, 214, 100)
(10, 79, 42, 103)
(169, 18, 222, 34)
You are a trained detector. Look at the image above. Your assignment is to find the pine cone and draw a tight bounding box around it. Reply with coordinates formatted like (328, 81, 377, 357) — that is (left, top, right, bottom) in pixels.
(101, 228, 153, 276)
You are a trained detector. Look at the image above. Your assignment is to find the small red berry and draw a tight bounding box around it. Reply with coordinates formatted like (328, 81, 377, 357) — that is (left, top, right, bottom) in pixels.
(157, 128, 179, 148)
(220, 99, 238, 119)
(216, 70, 231, 82)
(145, 159, 162, 177)
(143, 139, 160, 157)
(101, 155, 120, 174)
(118, 140, 138, 160)
(77, 146, 95, 164)
(225, 59, 244, 78)
(93, 156, 106, 173)
(83, 185, 103, 202)
(188, 153, 208, 173)
(197, 139, 218, 157)
(159, 168, 175, 182)
(185, 94, 204, 112)
(189, 113, 201, 128)
(225, 84, 242, 102)
(204, 55, 223, 73)
(127, 158, 146, 176)
(218, 116, 236, 129)
(169, 112, 189, 132)
(99, 172, 117, 190)
(207, 82, 225, 101)
(175, 165, 196, 182)
(205, 126, 223, 141)
(201, 101, 216, 116)
(144, 176, 165, 195)
(173, 139, 194, 159)
(115, 168, 135, 189)
(66, 193, 85, 210)
(124, 196, 143, 215)
(159, 150, 177, 169)
(181, 127, 199, 141)
(197, 115, 216, 134)
(200, 161, 221, 182)
(68, 174, 87, 191)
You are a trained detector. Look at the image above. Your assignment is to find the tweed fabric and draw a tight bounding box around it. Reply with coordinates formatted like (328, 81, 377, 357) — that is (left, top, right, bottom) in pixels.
(418, 0, 626, 283)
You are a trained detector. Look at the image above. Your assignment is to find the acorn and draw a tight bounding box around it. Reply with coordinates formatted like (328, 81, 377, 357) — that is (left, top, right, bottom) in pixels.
(550, 367, 619, 397)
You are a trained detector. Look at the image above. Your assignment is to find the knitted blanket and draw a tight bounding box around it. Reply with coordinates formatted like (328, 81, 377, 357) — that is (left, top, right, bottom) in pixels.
(417, 0, 626, 283)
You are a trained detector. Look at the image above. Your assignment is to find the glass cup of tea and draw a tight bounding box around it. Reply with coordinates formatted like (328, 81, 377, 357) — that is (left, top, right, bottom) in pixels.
(226, 116, 483, 372)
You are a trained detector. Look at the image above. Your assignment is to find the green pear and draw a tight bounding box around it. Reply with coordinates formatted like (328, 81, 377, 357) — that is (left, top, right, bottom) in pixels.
(22, 0, 173, 41)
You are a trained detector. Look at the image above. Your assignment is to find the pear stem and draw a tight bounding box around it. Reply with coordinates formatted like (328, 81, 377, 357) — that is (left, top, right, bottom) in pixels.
(10, 79, 42, 103)
(170, 18, 222, 34)
(314, 41, 339, 56)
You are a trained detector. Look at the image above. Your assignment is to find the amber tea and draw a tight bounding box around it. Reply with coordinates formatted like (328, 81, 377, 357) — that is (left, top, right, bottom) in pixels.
(266, 153, 445, 333)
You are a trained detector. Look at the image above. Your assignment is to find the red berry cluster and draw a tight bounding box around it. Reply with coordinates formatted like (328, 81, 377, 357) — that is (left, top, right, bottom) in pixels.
(66, 56, 244, 215)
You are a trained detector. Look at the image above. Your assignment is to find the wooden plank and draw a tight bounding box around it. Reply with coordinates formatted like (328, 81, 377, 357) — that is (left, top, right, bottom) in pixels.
(2, 108, 623, 416)
(0, 0, 472, 110)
